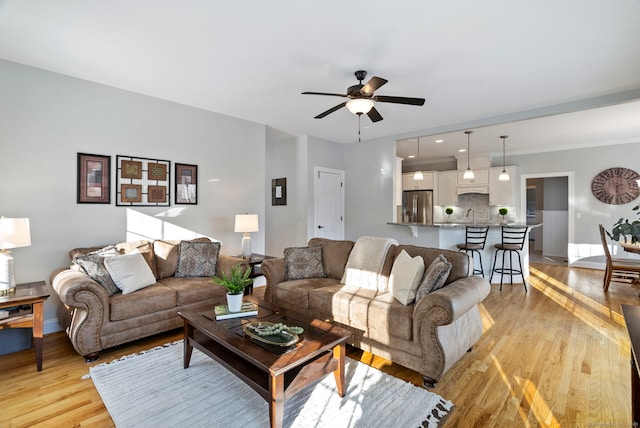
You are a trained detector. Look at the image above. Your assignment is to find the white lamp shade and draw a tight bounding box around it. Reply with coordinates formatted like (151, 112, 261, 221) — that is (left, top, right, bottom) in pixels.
(346, 98, 374, 115)
(413, 171, 424, 180)
(234, 214, 259, 233)
(463, 169, 475, 180)
(498, 171, 510, 181)
(0, 218, 31, 250)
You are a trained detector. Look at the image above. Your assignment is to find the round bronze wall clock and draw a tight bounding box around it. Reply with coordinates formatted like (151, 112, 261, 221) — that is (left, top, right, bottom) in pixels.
(591, 167, 640, 205)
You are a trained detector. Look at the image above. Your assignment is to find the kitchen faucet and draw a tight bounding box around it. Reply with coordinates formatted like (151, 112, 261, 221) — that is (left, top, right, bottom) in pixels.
(466, 208, 475, 224)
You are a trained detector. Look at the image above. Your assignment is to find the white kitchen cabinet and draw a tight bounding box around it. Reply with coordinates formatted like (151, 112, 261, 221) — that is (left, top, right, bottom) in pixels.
(436, 171, 458, 206)
(489, 166, 518, 206)
(457, 169, 489, 186)
(402, 172, 434, 190)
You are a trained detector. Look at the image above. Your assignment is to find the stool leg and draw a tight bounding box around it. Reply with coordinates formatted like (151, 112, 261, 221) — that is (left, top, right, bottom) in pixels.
(508, 249, 514, 286)
(515, 250, 527, 292)
(500, 250, 506, 291)
(490, 251, 499, 283)
(476, 250, 485, 278)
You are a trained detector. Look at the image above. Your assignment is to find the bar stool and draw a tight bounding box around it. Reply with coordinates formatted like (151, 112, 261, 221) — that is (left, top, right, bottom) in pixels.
(490, 226, 529, 291)
(456, 226, 489, 277)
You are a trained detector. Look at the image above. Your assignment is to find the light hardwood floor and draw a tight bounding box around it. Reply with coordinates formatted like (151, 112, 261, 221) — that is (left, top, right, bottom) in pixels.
(1, 263, 637, 427)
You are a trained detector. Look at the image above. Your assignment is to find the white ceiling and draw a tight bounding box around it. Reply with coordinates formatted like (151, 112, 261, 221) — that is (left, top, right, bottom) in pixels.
(1, 0, 640, 159)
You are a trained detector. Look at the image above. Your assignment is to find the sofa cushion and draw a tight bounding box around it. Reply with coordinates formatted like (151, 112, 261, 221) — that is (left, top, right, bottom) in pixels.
(154, 237, 211, 279)
(284, 246, 326, 280)
(158, 276, 225, 305)
(368, 292, 414, 341)
(109, 283, 177, 321)
(272, 277, 339, 310)
(104, 251, 157, 295)
(116, 240, 158, 279)
(416, 254, 453, 301)
(308, 238, 355, 280)
(73, 246, 120, 296)
(175, 240, 220, 278)
(388, 249, 425, 305)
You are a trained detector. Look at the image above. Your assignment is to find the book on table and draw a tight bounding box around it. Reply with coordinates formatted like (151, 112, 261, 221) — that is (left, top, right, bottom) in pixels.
(214, 302, 258, 320)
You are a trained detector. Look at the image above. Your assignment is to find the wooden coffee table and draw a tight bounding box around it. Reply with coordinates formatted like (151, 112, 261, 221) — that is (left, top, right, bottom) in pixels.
(178, 296, 351, 428)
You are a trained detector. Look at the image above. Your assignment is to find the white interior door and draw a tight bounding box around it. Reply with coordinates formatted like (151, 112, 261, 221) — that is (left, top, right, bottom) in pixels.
(314, 167, 345, 240)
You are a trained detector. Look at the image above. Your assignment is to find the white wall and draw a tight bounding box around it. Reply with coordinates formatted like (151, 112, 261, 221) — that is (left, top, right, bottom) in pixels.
(0, 60, 266, 333)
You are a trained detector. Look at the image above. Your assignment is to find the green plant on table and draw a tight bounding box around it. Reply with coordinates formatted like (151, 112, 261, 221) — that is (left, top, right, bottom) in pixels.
(445, 207, 454, 218)
(212, 263, 252, 295)
(607, 204, 640, 244)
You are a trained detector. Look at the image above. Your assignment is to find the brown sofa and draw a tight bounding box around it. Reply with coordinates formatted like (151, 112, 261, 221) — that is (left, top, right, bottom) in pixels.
(50, 238, 247, 361)
(262, 237, 491, 387)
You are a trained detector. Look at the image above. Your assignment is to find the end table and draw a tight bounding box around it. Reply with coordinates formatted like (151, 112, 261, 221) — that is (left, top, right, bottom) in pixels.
(232, 254, 275, 295)
(0, 281, 50, 371)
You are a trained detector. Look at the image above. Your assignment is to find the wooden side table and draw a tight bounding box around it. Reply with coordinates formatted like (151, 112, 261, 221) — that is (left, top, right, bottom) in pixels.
(232, 254, 275, 295)
(0, 281, 50, 371)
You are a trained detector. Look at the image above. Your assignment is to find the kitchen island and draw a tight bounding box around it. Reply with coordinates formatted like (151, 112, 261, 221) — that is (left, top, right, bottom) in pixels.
(387, 222, 542, 284)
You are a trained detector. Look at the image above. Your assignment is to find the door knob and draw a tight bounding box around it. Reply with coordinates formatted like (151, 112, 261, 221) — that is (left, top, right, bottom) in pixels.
(318, 225, 325, 229)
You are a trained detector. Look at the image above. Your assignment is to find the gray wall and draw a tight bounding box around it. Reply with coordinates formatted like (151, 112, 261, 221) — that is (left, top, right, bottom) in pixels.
(0, 60, 266, 333)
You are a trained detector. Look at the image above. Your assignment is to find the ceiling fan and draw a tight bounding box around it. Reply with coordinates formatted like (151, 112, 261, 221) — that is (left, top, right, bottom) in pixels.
(302, 70, 425, 123)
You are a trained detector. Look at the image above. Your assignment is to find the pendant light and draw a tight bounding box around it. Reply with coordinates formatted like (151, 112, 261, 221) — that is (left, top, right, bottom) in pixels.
(498, 135, 510, 181)
(463, 130, 475, 180)
(413, 137, 424, 180)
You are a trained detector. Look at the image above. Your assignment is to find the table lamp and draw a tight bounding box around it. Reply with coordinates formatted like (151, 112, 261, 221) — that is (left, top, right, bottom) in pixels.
(0, 217, 31, 295)
(234, 214, 258, 259)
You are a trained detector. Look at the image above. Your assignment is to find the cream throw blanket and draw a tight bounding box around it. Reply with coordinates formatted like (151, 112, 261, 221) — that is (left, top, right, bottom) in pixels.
(341, 236, 397, 291)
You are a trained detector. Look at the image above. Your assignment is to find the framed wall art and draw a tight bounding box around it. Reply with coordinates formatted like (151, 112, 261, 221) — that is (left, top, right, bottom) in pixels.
(77, 152, 111, 204)
(175, 163, 198, 205)
(116, 155, 170, 206)
(272, 177, 287, 206)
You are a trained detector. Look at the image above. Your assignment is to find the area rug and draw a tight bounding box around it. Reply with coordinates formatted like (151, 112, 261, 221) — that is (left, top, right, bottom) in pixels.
(86, 341, 453, 428)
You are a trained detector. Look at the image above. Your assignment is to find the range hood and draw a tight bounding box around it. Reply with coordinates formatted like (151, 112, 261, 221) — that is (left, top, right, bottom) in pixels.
(457, 186, 489, 195)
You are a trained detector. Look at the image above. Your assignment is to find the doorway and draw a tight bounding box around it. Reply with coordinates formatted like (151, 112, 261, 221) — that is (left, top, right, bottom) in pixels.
(314, 167, 345, 240)
(520, 172, 574, 265)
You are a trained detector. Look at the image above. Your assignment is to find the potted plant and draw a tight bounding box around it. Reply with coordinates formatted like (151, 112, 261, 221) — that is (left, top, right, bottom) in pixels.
(608, 204, 640, 244)
(498, 208, 508, 224)
(212, 263, 252, 312)
(445, 207, 453, 222)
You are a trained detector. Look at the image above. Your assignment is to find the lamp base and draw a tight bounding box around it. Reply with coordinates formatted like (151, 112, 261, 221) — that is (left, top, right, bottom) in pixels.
(0, 250, 16, 296)
(240, 233, 252, 259)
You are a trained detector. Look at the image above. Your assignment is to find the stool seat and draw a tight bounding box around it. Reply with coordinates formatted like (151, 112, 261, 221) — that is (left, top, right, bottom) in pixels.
(490, 226, 529, 291)
(456, 226, 489, 277)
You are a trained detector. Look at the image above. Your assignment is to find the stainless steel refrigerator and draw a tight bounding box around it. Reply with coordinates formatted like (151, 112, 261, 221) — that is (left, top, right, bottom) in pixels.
(402, 190, 434, 224)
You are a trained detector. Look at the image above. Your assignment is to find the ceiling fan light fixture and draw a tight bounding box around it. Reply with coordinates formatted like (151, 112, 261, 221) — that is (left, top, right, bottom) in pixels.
(499, 135, 510, 181)
(346, 98, 374, 115)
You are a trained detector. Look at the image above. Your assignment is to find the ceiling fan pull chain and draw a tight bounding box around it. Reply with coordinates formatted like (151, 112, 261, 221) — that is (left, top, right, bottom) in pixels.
(358, 113, 362, 142)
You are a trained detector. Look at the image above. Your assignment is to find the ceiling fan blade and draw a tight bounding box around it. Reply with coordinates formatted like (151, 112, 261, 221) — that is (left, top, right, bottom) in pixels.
(367, 106, 383, 122)
(302, 91, 348, 98)
(314, 102, 347, 119)
(374, 95, 425, 106)
(360, 76, 388, 95)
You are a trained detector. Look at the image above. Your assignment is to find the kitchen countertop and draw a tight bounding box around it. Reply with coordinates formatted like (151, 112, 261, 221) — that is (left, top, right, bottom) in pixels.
(388, 222, 541, 228)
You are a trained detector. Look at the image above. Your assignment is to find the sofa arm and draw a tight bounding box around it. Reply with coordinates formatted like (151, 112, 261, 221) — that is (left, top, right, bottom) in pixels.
(414, 276, 490, 327)
(50, 267, 111, 358)
(216, 255, 249, 278)
(261, 258, 285, 303)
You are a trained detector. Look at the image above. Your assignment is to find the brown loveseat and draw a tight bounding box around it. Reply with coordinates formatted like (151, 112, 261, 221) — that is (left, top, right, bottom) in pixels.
(262, 237, 490, 387)
(50, 238, 247, 361)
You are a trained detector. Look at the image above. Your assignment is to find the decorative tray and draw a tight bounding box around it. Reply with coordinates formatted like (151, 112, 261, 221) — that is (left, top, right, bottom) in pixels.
(243, 322, 301, 347)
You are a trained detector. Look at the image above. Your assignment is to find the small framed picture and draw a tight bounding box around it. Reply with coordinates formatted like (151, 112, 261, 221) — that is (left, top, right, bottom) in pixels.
(175, 163, 198, 205)
(77, 153, 111, 204)
(148, 185, 167, 203)
(272, 177, 287, 206)
(120, 159, 143, 179)
(121, 184, 142, 203)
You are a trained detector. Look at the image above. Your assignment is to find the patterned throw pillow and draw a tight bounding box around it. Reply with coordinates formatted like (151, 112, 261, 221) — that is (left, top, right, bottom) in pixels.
(175, 241, 220, 278)
(284, 246, 326, 280)
(73, 246, 121, 296)
(415, 254, 453, 301)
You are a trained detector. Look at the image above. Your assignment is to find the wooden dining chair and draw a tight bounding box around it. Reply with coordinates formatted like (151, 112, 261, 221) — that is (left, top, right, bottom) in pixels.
(599, 224, 640, 291)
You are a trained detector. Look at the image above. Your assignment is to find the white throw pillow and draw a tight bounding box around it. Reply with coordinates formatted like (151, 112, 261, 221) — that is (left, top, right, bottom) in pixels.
(104, 251, 156, 295)
(388, 249, 425, 305)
